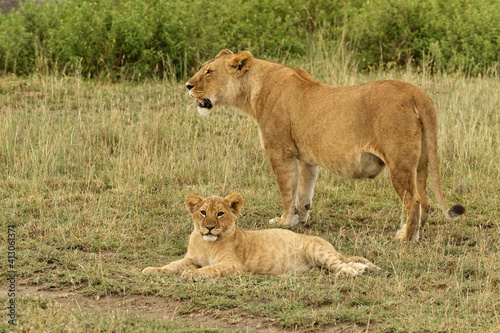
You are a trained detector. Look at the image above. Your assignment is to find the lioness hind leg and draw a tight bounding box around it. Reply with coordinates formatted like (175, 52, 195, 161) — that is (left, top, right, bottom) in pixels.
(416, 155, 431, 229)
(390, 168, 422, 242)
(297, 161, 319, 224)
(394, 194, 421, 241)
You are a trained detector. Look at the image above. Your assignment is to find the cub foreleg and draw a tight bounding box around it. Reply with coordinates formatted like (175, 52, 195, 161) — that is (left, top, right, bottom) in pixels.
(181, 262, 245, 281)
(142, 257, 198, 275)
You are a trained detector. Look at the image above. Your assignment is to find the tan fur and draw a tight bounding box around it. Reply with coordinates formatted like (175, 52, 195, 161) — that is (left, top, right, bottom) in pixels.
(142, 193, 388, 280)
(185, 50, 465, 241)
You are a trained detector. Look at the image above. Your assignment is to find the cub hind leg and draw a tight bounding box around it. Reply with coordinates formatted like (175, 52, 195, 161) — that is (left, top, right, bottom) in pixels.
(304, 237, 387, 277)
(345, 256, 391, 277)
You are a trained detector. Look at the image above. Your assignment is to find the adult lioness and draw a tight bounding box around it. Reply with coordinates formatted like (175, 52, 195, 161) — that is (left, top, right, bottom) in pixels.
(142, 193, 388, 279)
(185, 50, 465, 242)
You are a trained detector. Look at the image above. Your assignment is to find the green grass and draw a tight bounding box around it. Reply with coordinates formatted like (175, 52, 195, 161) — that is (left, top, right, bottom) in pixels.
(0, 57, 499, 331)
(0, 296, 235, 332)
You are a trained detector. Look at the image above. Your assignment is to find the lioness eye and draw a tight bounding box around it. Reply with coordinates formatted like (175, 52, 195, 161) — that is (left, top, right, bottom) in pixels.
(217, 212, 224, 217)
(200, 210, 206, 216)
(205, 70, 211, 75)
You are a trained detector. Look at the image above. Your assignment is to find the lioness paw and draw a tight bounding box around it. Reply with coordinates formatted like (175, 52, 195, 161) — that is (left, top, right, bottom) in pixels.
(289, 214, 299, 226)
(395, 224, 407, 239)
(395, 223, 420, 242)
(269, 214, 299, 227)
(269, 216, 284, 225)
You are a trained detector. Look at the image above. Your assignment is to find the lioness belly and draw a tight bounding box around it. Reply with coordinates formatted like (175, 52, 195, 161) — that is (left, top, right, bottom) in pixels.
(350, 152, 386, 179)
(299, 146, 386, 179)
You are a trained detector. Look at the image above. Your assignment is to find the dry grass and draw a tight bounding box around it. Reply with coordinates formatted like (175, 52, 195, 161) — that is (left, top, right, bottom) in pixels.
(0, 57, 498, 332)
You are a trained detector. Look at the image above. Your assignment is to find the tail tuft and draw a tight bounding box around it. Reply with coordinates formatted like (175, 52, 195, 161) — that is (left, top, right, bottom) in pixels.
(447, 205, 465, 218)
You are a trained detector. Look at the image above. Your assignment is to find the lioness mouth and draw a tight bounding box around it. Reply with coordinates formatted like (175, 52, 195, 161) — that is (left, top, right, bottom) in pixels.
(198, 99, 213, 109)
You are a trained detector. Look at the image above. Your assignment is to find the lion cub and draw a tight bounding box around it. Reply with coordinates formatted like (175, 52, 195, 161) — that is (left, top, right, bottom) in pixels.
(142, 193, 388, 280)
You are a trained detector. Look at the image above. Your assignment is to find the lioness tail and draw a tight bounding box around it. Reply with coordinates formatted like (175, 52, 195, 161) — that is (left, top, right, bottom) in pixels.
(417, 93, 465, 219)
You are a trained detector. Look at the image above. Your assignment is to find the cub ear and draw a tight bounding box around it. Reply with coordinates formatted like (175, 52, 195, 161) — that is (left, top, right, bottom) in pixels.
(226, 51, 253, 77)
(216, 49, 233, 58)
(223, 192, 244, 215)
(185, 193, 204, 213)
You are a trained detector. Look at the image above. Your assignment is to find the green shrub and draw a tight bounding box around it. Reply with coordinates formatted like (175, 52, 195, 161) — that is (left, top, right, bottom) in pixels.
(0, 0, 498, 78)
(348, 0, 500, 73)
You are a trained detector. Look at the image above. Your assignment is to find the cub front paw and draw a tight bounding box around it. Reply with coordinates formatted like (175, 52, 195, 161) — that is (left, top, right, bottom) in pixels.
(181, 269, 204, 281)
(142, 267, 160, 274)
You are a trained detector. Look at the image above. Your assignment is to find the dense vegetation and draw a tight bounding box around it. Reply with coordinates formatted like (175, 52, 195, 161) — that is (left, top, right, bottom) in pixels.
(0, 0, 498, 79)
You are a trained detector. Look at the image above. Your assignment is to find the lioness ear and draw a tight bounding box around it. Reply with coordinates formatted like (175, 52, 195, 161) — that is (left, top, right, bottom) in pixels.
(216, 49, 233, 58)
(223, 192, 244, 215)
(185, 193, 204, 213)
(226, 51, 253, 77)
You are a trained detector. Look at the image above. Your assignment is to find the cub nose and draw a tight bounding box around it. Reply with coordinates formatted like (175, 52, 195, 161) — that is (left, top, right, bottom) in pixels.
(206, 226, 215, 231)
(186, 84, 194, 90)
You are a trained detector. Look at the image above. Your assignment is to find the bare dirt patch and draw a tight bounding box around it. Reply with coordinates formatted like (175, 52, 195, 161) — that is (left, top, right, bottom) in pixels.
(1, 283, 364, 332)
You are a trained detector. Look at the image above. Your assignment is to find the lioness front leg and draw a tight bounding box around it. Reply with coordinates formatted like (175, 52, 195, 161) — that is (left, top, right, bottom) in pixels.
(142, 257, 197, 275)
(267, 154, 300, 227)
(297, 161, 319, 224)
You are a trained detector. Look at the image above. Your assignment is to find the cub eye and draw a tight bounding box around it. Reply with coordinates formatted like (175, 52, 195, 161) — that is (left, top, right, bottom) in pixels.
(217, 212, 224, 217)
(200, 210, 206, 216)
(205, 69, 211, 75)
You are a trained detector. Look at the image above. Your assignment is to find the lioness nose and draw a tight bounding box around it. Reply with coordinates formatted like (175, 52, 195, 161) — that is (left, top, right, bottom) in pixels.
(186, 84, 194, 90)
(206, 226, 215, 231)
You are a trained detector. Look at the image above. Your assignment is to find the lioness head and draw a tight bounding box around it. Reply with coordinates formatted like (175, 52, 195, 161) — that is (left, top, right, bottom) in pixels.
(185, 193, 243, 242)
(185, 50, 253, 116)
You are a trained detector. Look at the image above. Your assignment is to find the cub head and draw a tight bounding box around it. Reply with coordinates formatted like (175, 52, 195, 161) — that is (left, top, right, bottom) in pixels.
(185, 49, 253, 116)
(185, 192, 243, 242)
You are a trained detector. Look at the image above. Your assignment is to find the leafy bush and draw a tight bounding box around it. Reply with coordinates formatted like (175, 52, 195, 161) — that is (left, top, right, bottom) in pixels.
(347, 0, 500, 73)
(0, 0, 498, 78)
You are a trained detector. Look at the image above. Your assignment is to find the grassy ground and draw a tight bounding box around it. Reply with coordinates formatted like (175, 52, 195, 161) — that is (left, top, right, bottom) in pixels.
(0, 58, 499, 332)
(1, 295, 235, 332)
